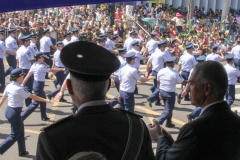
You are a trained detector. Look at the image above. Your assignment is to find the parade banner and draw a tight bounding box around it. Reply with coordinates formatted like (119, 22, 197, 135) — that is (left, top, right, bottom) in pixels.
(126, 5, 134, 16)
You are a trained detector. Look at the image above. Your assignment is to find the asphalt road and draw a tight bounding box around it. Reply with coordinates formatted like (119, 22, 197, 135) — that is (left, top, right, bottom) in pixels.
(0, 62, 239, 160)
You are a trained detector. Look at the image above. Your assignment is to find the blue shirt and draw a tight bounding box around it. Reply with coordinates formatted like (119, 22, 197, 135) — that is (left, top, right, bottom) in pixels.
(0, 40, 7, 59)
(105, 38, 115, 50)
(28, 41, 39, 57)
(146, 39, 157, 55)
(114, 56, 126, 76)
(5, 36, 18, 53)
(179, 52, 197, 72)
(29, 62, 51, 82)
(123, 37, 134, 51)
(206, 52, 222, 62)
(157, 67, 184, 92)
(53, 50, 64, 68)
(231, 45, 240, 59)
(224, 64, 240, 85)
(148, 49, 166, 72)
(40, 36, 53, 52)
(16, 45, 33, 69)
(119, 64, 142, 92)
(128, 48, 144, 69)
(3, 81, 30, 107)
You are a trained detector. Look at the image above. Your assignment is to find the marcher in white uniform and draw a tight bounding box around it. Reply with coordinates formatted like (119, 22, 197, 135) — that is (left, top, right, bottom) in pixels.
(70, 29, 79, 43)
(148, 57, 187, 127)
(40, 29, 56, 78)
(123, 30, 138, 51)
(47, 41, 67, 102)
(177, 43, 197, 102)
(5, 29, 18, 77)
(105, 31, 116, 50)
(128, 40, 147, 69)
(231, 40, 240, 82)
(224, 53, 240, 107)
(28, 34, 39, 57)
(206, 46, 224, 62)
(21, 53, 64, 121)
(144, 32, 158, 56)
(109, 48, 127, 107)
(0, 68, 51, 157)
(146, 40, 168, 107)
(62, 32, 71, 46)
(0, 29, 15, 93)
(16, 35, 34, 106)
(119, 52, 155, 113)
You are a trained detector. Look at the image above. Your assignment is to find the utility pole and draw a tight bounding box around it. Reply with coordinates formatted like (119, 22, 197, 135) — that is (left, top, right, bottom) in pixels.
(188, 0, 193, 20)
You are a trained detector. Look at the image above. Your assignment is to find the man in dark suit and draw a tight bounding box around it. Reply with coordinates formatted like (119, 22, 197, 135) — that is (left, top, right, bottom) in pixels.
(35, 41, 155, 160)
(148, 61, 240, 160)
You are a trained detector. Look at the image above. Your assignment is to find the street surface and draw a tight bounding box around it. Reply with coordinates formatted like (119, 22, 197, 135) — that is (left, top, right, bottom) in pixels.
(0, 61, 239, 160)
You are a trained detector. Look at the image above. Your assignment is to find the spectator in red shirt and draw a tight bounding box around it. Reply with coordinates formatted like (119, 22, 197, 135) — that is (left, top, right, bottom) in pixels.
(114, 7, 123, 19)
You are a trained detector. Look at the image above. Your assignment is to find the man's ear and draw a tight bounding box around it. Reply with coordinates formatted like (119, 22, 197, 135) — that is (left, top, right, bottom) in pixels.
(66, 79, 73, 95)
(205, 82, 213, 96)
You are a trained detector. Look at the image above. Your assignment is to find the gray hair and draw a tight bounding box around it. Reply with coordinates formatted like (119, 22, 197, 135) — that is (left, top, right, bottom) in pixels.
(193, 61, 228, 100)
(70, 76, 109, 102)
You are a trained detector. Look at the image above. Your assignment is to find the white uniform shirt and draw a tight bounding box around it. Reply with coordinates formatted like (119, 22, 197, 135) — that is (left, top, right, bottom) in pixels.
(224, 64, 240, 85)
(29, 62, 51, 82)
(231, 45, 240, 59)
(40, 36, 53, 52)
(146, 39, 157, 55)
(123, 37, 134, 51)
(105, 38, 115, 50)
(206, 52, 222, 62)
(157, 67, 184, 92)
(119, 64, 142, 92)
(5, 36, 18, 52)
(148, 49, 165, 72)
(16, 45, 33, 69)
(28, 42, 39, 57)
(53, 50, 64, 68)
(128, 48, 144, 69)
(165, 48, 172, 58)
(71, 36, 79, 43)
(3, 81, 30, 107)
(179, 52, 197, 72)
(0, 40, 7, 58)
(62, 39, 71, 46)
(114, 56, 126, 76)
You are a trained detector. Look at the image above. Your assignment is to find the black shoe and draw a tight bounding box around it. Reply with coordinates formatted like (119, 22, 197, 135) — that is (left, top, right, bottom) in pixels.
(146, 98, 152, 108)
(19, 151, 29, 157)
(59, 98, 67, 102)
(46, 94, 52, 100)
(177, 95, 181, 104)
(187, 114, 193, 122)
(165, 123, 175, 128)
(42, 117, 50, 121)
(53, 80, 57, 89)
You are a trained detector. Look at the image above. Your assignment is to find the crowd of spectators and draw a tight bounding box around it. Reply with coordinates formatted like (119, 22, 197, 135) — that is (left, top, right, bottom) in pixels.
(0, 2, 239, 61)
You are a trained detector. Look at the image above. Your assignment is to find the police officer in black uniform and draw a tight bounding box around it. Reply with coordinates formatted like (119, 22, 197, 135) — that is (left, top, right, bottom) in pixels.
(35, 41, 155, 160)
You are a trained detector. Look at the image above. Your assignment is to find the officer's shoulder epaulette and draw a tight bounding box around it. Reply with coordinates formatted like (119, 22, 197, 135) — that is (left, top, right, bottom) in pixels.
(115, 108, 143, 118)
(40, 114, 73, 131)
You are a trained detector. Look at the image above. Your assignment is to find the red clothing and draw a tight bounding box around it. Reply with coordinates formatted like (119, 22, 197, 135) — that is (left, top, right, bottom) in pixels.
(114, 12, 123, 19)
